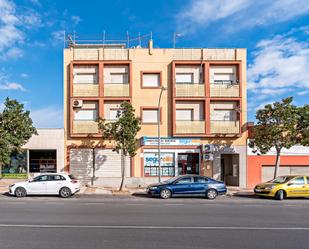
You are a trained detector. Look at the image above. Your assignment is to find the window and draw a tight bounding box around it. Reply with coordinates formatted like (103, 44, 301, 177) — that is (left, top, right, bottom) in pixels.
(109, 109, 120, 121)
(176, 177, 192, 184)
(73, 65, 98, 84)
(142, 109, 159, 123)
(74, 110, 97, 121)
(33, 175, 48, 182)
(289, 177, 305, 185)
(49, 175, 66, 181)
(211, 110, 236, 121)
(74, 101, 98, 121)
(142, 73, 160, 87)
(210, 65, 237, 84)
(176, 73, 193, 84)
(194, 176, 208, 183)
(176, 109, 193, 121)
(104, 65, 129, 84)
(144, 153, 175, 177)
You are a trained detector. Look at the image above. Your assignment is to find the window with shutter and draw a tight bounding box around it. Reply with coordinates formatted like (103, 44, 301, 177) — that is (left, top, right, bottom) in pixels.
(142, 73, 160, 87)
(176, 109, 193, 121)
(73, 65, 98, 84)
(142, 109, 159, 123)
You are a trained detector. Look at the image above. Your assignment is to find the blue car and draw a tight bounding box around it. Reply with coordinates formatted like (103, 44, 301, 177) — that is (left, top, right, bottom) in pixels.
(147, 175, 227, 199)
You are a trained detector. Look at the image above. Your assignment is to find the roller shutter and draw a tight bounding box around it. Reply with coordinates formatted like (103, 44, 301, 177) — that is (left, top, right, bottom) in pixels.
(262, 166, 309, 182)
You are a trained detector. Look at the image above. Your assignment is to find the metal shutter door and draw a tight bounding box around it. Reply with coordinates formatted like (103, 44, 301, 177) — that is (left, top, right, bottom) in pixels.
(261, 166, 291, 182)
(291, 167, 309, 175)
(95, 149, 130, 177)
(70, 149, 93, 180)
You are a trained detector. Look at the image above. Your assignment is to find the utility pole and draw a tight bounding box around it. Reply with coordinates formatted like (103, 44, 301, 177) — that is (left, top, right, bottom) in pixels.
(157, 86, 167, 182)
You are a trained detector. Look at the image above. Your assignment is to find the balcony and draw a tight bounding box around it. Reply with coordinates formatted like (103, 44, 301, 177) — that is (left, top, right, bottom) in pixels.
(104, 83, 129, 97)
(210, 120, 240, 134)
(73, 121, 98, 134)
(210, 83, 239, 97)
(73, 84, 99, 97)
(175, 84, 205, 97)
(175, 121, 205, 134)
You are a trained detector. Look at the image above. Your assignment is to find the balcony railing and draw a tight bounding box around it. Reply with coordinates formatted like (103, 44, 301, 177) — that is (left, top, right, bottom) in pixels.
(104, 83, 130, 97)
(73, 84, 99, 97)
(175, 83, 205, 97)
(175, 120, 205, 134)
(73, 121, 98, 134)
(210, 120, 240, 134)
(210, 82, 239, 97)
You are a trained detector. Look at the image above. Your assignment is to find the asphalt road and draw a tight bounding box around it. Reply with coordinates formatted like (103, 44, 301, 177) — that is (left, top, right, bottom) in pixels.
(0, 194, 308, 249)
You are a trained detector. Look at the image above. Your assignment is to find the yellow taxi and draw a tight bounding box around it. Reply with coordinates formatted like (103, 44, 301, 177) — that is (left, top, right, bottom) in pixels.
(254, 175, 309, 200)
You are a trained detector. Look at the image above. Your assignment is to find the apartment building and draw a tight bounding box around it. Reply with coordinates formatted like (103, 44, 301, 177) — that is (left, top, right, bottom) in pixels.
(63, 40, 248, 187)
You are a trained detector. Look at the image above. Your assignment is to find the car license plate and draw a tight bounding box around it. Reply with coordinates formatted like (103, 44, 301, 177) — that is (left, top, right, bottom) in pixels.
(255, 189, 262, 193)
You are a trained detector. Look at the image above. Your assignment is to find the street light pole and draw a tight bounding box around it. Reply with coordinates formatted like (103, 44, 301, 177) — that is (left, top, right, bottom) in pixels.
(158, 86, 166, 183)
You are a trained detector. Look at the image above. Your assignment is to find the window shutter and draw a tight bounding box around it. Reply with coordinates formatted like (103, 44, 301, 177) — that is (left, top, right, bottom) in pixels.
(143, 109, 159, 123)
(143, 74, 160, 87)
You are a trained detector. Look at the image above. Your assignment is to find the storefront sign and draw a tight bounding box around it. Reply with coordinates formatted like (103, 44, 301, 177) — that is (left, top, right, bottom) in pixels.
(144, 153, 174, 166)
(141, 137, 200, 146)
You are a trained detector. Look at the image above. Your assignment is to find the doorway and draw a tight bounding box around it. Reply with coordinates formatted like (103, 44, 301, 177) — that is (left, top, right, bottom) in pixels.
(220, 154, 239, 186)
(178, 153, 199, 175)
(29, 150, 57, 173)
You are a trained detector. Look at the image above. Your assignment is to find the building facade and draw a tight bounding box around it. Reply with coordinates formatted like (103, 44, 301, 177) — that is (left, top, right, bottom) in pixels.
(1, 129, 65, 179)
(64, 41, 248, 187)
(247, 144, 309, 188)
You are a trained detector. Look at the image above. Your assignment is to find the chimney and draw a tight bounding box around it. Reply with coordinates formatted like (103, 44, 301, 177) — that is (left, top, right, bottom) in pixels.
(148, 39, 153, 55)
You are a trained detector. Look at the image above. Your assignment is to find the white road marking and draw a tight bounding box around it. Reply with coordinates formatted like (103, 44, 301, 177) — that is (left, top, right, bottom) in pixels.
(0, 224, 308, 230)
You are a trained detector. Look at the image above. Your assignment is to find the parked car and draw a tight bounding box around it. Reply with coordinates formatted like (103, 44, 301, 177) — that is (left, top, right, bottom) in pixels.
(147, 175, 227, 199)
(254, 175, 309, 200)
(9, 173, 80, 198)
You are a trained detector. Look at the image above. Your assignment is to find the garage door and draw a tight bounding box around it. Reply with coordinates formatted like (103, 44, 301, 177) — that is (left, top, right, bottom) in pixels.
(70, 148, 130, 179)
(95, 149, 130, 177)
(262, 166, 309, 182)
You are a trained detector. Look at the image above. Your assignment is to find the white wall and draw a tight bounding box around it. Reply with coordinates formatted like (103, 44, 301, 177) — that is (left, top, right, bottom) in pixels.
(22, 129, 65, 172)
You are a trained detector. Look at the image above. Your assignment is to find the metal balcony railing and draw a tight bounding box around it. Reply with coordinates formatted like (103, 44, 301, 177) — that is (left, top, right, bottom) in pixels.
(175, 120, 205, 134)
(210, 120, 240, 134)
(104, 83, 130, 97)
(175, 83, 205, 97)
(73, 120, 98, 134)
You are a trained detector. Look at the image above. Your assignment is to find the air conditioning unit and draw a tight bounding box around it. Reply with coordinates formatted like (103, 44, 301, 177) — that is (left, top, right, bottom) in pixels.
(202, 144, 214, 153)
(203, 153, 214, 161)
(72, 100, 83, 108)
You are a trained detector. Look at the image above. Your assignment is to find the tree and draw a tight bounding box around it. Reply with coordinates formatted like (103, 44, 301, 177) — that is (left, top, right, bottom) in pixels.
(249, 97, 298, 179)
(98, 101, 141, 191)
(296, 104, 309, 146)
(0, 98, 37, 177)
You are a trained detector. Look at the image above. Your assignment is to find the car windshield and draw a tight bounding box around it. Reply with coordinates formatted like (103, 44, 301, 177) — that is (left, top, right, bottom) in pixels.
(268, 176, 294, 184)
(163, 176, 180, 184)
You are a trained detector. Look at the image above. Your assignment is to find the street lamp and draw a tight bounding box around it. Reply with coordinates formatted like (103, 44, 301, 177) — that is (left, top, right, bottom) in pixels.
(158, 86, 167, 182)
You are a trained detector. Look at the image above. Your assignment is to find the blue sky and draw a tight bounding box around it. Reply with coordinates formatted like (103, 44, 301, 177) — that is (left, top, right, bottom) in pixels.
(0, 0, 309, 128)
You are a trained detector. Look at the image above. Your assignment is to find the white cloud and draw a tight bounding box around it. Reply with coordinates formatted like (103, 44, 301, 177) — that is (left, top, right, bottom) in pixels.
(51, 30, 65, 46)
(0, 82, 26, 91)
(20, 73, 28, 78)
(177, 0, 309, 33)
(0, 0, 41, 60)
(71, 15, 81, 25)
(30, 106, 63, 128)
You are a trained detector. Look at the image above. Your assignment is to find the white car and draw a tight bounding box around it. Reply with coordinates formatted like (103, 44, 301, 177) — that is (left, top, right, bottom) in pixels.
(9, 173, 80, 198)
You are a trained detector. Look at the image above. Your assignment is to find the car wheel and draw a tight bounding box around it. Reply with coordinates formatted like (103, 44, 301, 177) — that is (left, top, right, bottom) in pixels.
(59, 187, 72, 198)
(206, 189, 218, 199)
(275, 190, 285, 200)
(15, 187, 27, 198)
(160, 189, 172, 199)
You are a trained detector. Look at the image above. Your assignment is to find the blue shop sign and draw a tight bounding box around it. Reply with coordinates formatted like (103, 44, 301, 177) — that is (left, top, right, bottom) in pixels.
(141, 137, 201, 146)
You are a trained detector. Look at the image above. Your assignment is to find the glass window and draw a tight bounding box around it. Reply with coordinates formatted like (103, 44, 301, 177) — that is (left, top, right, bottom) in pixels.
(210, 65, 237, 84)
(73, 65, 98, 84)
(49, 175, 66, 181)
(176, 177, 192, 184)
(74, 109, 98, 121)
(176, 73, 193, 84)
(33, 175, 48, 182)
(144, 153, 175, 177)
(142, 109, 159, 123)
(104, 65, 129, 84)
(194, 176, 207, 183)
(142, 73, 160, 87)
(289, 177, 305, 185)
(176, 109, 193, 121)
(211, 110, 236, 121)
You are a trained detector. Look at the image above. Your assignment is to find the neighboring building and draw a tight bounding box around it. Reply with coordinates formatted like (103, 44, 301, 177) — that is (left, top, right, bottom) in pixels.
(247, 144, 309, 188)
(1, 129, 64, 178)
(64, 40, 248, 187)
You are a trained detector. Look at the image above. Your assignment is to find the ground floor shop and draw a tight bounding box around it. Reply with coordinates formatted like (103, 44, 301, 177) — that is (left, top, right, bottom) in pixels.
(66, 137, 247, 187)
(247, 145, 309, 188)
(0, 129, 64, 179)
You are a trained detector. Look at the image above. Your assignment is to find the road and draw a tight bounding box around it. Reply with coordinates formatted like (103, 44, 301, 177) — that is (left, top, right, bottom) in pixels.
(0, 194, 308, 249)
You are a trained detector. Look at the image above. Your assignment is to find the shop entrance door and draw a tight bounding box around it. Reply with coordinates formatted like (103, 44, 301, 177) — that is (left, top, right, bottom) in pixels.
(178, 153, 199, 175)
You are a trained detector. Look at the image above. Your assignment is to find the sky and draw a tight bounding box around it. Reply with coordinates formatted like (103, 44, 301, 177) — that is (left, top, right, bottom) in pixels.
(0, 0, 309, 128)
